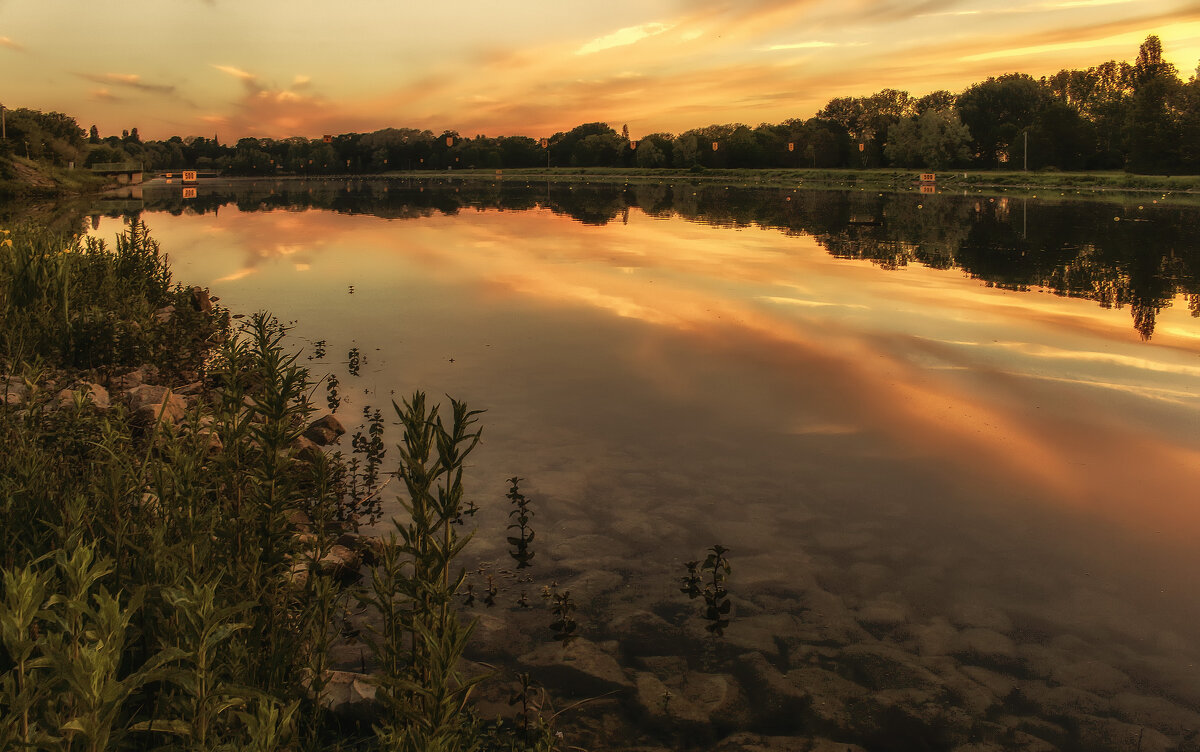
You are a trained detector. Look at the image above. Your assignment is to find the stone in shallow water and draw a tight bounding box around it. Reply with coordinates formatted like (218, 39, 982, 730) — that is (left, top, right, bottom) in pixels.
(951, 628, 1021, 672)
(517, 638, 632, 696)
(1109, 691, 1200, 737)
(912, 617, 958, 657)
(786, 665, 868, 734)
(1072, 714, 1173, 752)
(836, 643, 943, 693)
(610, 609, 683, 658)
(709, 732, 868, 752)
(856, 598, 911, 636)
(730, 652, 807, 732)
(317, 670, 379, 722)
(1017, 680, 1110, 717)
(633, 672, 711, 733)
(1048, 658, 1132, 696)
(720, 613, 801, 662)
(948, 600, 1013, 633)
(304, 413, 345, 445)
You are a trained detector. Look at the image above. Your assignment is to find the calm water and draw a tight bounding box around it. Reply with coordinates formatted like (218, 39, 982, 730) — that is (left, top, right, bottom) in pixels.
(80, 178, 1200, 744)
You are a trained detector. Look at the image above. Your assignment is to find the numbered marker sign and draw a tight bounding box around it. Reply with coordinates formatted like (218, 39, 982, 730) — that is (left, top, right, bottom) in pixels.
(920, 173, 936, 182)
(182, 187, 198, 199)
(182, 170, 197, 183)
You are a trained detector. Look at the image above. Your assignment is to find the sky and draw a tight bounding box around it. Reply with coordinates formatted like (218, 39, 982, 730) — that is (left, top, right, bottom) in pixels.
(3, 0, 1200, 142)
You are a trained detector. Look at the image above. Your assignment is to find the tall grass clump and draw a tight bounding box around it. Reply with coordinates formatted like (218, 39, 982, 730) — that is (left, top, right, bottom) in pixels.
(0, 220, 217, 374)
(359, 393, 487, 751)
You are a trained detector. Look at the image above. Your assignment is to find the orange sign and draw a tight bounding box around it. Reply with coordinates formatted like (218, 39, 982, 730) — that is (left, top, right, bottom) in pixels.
(540, 138, 548, 148)
(920, 184, 936, 194)
(630, 140, 638, 150)
(446, 136, 454, 146)
(920, 173, 936, 182)
(182, 187, 197, 199)
(788, 142, 794, 152)
(182, 170, 197, 183)
(323, 135, 332, 143)
(858, 143, 865, 152)
(712, 141, 719, 151)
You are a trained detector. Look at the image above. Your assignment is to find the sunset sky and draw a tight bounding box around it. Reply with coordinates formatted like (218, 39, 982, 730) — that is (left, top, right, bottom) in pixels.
(3, 0, 1200, 141)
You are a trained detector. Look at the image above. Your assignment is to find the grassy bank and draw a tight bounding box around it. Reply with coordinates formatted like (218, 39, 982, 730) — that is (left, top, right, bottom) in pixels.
(0, 221, 557, 751)
(377, 166, 1200, 195)
(0, 155, 111, 200)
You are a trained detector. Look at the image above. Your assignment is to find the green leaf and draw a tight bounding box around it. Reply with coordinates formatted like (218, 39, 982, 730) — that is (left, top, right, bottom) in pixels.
(128, 719, 193, 735)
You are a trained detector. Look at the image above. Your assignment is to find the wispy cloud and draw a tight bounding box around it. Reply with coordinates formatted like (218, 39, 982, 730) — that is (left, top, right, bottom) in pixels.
(78, 72, 176, 96)
(575, 22, 674, 55)
(0, 36, 24, 52)
(1045, 0, 1134, 8)
(89, 88, 123, 102)
(213, 64, 256, 82)
(764, 41, 837, 50)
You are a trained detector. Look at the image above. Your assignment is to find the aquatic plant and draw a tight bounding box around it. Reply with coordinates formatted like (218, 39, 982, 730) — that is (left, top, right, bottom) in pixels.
(681, 545, 732, 636)
(544, 584, 578, 647)
(505, 476, 536, 569)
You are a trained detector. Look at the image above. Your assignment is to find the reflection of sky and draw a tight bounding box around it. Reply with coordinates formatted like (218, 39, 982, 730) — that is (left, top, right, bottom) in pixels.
(93, 204, 1200, 551)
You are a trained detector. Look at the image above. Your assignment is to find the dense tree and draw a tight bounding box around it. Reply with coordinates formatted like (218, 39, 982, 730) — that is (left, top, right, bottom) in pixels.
(885, 109, 972, 169)
(1125, 35, 1184, 173)
(957, 74, 1048, 167)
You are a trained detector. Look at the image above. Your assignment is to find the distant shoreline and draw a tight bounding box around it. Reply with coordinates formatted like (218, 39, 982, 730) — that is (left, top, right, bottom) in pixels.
(129, 167, 1200, 206)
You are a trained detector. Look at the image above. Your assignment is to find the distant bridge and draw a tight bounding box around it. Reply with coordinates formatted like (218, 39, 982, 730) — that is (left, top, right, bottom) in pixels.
(90, 161, 144, 185)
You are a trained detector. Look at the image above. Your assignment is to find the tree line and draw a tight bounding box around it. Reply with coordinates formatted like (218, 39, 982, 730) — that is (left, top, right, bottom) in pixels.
(2, 35, 1197, 177)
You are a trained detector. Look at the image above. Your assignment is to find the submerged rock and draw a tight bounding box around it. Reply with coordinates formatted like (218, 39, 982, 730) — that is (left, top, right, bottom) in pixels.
(304, 413, 345, 445)
(316, 544, 361, 579)
(316, 670, 379, 722)
(517, 638, 632, 696)
(633, 672, 711, 734)
(730, 652, 807, 732)
(610, 609, 682, 658)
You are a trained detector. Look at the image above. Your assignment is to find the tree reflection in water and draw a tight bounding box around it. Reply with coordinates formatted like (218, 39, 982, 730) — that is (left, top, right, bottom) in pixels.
(79, 178, 1200, 340)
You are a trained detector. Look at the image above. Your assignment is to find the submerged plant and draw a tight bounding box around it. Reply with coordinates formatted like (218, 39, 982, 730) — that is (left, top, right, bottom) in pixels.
(682, 545, 732, 636)
(544, 584, 578, 647)
(505, 476, 535, 569)
(325, 373, 340, 412)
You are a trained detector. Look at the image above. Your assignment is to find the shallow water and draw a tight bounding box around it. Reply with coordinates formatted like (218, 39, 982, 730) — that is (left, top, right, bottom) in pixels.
(81, 178, 1200, 747)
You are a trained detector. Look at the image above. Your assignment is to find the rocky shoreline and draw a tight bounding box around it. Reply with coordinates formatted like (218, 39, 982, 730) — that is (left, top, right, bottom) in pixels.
(304, 531, 1200, 752)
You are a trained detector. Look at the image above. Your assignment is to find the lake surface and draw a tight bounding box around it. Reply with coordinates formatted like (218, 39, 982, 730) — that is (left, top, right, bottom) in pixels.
(78, 178, 1200, 748)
